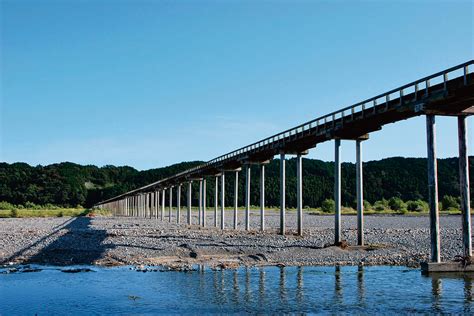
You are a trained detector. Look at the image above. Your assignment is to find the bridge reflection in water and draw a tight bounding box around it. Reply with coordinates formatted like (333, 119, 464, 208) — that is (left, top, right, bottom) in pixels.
(186, 265, 473, 313)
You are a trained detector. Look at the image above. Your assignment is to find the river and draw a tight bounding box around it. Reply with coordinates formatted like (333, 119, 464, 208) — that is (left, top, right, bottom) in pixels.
(0, 265, 472, 314)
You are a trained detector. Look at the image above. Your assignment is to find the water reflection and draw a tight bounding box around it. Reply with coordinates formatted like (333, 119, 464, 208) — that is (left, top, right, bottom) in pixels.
(357, 265, 365, 306)
(2, 265, 473, 314)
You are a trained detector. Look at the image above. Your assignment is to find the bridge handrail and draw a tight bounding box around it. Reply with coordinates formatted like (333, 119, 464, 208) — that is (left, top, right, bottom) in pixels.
(96, 60, 473, 205)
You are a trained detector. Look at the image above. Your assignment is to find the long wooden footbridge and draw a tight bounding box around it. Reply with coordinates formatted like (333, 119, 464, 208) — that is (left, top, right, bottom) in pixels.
(96, 60, 474, 272)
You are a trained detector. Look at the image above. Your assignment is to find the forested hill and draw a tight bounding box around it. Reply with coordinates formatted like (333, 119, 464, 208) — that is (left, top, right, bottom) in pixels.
(0, 157, 472, 208)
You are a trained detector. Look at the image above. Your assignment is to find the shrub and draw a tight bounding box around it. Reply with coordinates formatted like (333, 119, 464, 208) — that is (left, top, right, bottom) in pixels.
(10, 209, 18, 218)
(57, 211, 64, 217)
(363, 200, 372, 211)
(321, 199, 335, 213)
(0, 201, 14, 210)
(25, 201, 40, 209)
(374, 199, 389, 212)
(441, 195, 460, 211)
(388, 197, 406, 211)
(406, 200, 429, 212)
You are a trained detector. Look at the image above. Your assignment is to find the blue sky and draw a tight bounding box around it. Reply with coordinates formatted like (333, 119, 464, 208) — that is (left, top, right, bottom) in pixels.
(1, 0, 472, 170)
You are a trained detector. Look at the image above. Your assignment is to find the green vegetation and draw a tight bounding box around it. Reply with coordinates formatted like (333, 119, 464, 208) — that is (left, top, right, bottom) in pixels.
(0, 157, 472, 210)
(0, 201, 113, 218)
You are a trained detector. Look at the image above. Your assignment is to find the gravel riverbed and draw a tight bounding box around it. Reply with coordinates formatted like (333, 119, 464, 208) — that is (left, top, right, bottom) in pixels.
(0, 211, 470, 268)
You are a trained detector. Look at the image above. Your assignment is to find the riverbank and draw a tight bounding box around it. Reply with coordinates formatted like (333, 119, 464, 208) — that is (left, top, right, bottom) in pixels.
(0, 211, 468, 269)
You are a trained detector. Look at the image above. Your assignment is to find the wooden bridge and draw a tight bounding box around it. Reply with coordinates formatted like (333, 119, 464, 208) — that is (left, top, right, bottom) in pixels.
(96, 60, 474, 272)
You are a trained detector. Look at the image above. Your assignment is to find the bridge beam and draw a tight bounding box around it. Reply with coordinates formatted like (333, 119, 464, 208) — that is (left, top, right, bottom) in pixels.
(426, 114, 440, 263)
(458, 116, 472, 258)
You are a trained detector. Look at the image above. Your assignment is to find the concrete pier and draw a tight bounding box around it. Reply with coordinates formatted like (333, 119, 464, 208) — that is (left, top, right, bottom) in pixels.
(198, 180, 202, 226)
(161, 189, 165, 221)
(458, 116, 472, 257)
(334, 139, 342, 244)
(169, 187, 173, 222)
(245, 165, 251, 231)
(260, 164, 265, 232)
(234, 170, 239, 230)
(187, 182, 192, 225)
(356, 140, 364, 246)
(202, 179, 206, 227)
(280, 153, 286, 235)
(296, 154, 303, 236)
(215, 176, 218, 228)
(426, 114, 440, 263)
(177, 185, 181, 224)
(221, 172, 225, 230)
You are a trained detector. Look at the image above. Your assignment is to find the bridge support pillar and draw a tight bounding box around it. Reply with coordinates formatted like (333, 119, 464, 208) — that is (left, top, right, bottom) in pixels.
(356, 139, 364, 246)
(155, 190, 160, 219)
(198, 180, 202, 225)
(187, 182, 192, 225)
(260, 164, 265, 232)
(202, 179, 206, 227)
(245, 164, 251, 231)
(234, 170, 239, 230)
(334, 139, 342, 244)
(169, 187, 173, 222)
(297, 153, 303, 236)
(177, 185, 182, 224)
(458, 116, 472, 258)
(221, 173, 225, 229)
(214, 176, 219, 228)
(161, 189, 165, 221)
(280, 153, 286, 235)
(426, 114, 440, 263)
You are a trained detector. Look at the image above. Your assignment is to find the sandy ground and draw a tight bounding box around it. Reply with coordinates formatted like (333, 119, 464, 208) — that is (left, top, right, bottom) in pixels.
(0, 210, 470, 269)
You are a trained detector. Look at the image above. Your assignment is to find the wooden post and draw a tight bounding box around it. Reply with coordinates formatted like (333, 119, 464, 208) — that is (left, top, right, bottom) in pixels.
(458, 116, 472, 257)
(296, 154, 303, 236)
(234, 171, 239, 230)
(334, 139, 342, 244)
(426, 114, 440, 263)
(280, 153, 286, 235)
(356, 140, 364, 246)
(260, 164, 265, 231)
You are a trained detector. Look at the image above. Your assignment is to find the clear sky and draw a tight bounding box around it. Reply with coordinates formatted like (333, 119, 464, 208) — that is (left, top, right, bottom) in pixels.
(1, 0, 473, 170)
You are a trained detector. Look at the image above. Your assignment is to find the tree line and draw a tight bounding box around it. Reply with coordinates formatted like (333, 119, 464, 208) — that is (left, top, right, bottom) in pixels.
(0, 156, 472, 208)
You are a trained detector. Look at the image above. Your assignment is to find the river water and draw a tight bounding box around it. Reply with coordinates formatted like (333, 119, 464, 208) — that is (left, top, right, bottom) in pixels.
(0, 265, 472, 314)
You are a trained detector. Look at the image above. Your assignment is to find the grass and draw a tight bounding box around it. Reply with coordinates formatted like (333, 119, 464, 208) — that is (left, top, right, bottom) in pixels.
(0, 208, 112, 218)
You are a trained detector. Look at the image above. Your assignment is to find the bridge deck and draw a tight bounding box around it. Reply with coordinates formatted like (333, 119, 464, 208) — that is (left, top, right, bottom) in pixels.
(100, 60, 474, 199)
